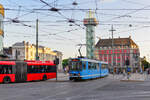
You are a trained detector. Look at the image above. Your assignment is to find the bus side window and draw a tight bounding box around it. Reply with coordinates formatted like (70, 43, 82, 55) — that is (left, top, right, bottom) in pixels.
(45, 66, 48, 73)
(27, 66, 33, 73)
(40, 65, 44, 73)
(30, 65, 35, 73)
(8, 66, 12, 74)
(0, 66, 2, 74)
(3, 67, 7, 74)
(27, 66, 29, 73)
(47, 66, 51, 73)
(32, 66, 35, 73)
(51, 66, 56, 72)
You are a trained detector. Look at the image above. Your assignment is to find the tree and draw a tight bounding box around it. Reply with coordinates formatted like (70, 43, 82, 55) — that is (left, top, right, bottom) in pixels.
(141, 59, 150, 71)
(62, 59, 69, 69)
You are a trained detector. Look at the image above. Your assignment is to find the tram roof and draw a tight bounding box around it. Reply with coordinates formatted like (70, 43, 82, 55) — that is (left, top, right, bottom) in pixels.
(71, 58, 108, 64)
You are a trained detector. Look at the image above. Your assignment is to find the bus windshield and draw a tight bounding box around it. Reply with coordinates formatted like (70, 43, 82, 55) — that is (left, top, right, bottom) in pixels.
(69, 61, 82, 71)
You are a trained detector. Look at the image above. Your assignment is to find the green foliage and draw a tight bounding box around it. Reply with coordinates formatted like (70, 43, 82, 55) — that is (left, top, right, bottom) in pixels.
(62, 59, 69, 68)
(141, 60, 150, 71)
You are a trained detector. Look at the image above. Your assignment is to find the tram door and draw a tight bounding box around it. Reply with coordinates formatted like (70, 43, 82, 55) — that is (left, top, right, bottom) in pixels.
(15, 61, 27, 82)
(99, 63, 102, 77)
(88, 62, 92, 79)
(81, 61, 87, 78)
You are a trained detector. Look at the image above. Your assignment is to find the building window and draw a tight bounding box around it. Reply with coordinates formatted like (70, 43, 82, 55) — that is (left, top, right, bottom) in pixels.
(109, 50, 111, 54)
(17, 51, 20, 55)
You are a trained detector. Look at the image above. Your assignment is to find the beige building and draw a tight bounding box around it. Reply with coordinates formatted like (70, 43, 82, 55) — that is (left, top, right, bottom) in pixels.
(12, 41, 57, 61)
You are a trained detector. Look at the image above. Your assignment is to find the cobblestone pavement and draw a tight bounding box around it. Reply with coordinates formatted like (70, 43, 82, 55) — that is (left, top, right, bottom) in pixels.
(111, 73, 150, 81)
(0, 73, 150, 100)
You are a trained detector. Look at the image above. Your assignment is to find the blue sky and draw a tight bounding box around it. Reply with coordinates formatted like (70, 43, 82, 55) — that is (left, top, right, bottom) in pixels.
(1, 0, 150, 60)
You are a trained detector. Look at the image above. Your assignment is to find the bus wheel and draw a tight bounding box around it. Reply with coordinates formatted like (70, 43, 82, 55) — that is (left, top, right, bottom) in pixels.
(42, 75, 47, 81)
(3, 77, 11, 84)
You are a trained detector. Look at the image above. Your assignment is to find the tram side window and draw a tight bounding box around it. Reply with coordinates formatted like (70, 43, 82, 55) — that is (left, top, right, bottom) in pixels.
(96, 63, 99, 70)
(88, 62, 92, 69)
(101, 64, 108, 69)
(70, 62, 82, 71)
(0, 65, 12, 74)
(82, 62, 86, 70)
(89, 63, 96, 70)
(91, 63, 94, 69)
(93, 63, 97, 69)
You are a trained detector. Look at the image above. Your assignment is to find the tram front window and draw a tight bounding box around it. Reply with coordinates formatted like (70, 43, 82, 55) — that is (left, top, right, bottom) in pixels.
(70, 62, 82, 71)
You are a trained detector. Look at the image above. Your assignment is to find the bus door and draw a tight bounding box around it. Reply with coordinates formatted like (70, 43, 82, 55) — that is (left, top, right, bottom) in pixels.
(15, 61, 27, 82)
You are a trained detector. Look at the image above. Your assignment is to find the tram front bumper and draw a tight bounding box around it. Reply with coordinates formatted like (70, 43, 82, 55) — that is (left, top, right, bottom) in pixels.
(69, 76, 81, 80)
(69, 74, 81, 80)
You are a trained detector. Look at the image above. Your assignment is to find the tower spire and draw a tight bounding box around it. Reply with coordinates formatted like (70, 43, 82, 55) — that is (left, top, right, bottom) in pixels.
(83, 10, 98, 59)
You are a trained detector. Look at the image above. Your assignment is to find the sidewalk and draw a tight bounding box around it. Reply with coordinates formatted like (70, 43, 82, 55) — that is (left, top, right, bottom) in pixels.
(110, 73, 149, 82)
(121, 73, 147, 81)
(57, 72, 69, 80)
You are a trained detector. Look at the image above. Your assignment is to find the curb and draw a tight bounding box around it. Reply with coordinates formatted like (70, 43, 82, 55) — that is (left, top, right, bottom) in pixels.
(120, 80, 144, 82)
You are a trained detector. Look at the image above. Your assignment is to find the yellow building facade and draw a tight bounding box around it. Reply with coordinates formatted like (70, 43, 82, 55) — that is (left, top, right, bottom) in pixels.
(0, 4, 4, 54)
(25, 42, 57, 61)
(12, 41, 57, 61)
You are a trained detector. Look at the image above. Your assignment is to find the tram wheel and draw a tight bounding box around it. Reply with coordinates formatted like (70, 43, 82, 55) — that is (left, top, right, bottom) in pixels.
(3, 77, 11, 84)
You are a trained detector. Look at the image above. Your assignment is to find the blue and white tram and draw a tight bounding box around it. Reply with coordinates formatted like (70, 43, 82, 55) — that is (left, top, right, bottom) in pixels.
(69, 58, 109, 81)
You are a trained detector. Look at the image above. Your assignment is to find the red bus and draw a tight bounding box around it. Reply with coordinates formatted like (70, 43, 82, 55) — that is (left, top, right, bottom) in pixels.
(0, 60, 56, 83)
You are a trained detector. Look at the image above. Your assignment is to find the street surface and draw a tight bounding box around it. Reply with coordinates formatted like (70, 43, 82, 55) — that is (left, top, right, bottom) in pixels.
(0, 73, 150, 100)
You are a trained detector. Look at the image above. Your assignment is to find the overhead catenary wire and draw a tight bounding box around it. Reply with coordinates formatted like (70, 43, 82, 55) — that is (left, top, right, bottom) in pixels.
(2, 0, 150, 51)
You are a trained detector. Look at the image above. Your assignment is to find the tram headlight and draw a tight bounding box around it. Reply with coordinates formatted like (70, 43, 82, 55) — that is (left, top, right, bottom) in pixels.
(78, 73, 80, 76)
(69, 74, 72, 76)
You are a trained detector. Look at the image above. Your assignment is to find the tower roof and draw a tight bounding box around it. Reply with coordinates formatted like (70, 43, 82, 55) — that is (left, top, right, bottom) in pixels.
(0, 4, 4, 17)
